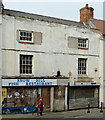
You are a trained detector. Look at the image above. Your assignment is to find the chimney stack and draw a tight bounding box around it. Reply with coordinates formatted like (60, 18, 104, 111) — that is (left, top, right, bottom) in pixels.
(80, 4, 94, 25)
(0, 0, 2, 6)
(0, 0, 4, 14)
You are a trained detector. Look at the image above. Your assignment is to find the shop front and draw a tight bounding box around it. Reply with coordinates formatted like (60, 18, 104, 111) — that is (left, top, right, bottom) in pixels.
(2, 78, 57, 114)
(2, 78, 69, 113)
(68, 82, 100, 110)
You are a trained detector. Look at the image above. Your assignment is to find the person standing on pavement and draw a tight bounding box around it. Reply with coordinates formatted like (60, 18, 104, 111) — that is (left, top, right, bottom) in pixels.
(36, 96, 44, 116)
(32, 94, 40, 115)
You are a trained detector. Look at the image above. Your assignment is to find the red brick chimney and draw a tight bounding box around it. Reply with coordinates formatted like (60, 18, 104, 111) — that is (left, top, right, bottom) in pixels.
(80, 4, 94, 25)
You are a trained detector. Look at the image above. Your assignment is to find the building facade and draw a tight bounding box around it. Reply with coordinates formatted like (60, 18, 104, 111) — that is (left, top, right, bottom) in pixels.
(80, 4, 105, 108)
(0, 2, 102, 113)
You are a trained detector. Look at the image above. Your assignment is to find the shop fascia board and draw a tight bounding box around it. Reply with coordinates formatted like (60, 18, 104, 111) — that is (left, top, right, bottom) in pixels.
(69, 81, 100, 86)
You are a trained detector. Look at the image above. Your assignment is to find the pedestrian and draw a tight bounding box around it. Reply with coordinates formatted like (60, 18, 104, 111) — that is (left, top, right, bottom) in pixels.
(32, 94, 40, 115)
(36, 96, 44, 116)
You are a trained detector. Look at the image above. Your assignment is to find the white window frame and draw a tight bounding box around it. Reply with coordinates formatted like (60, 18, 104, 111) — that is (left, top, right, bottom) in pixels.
(78, 58, 87, 75)
(19, 30, 34, 43)
(20, 55, 33, 75)
(78, 38, 88, 49)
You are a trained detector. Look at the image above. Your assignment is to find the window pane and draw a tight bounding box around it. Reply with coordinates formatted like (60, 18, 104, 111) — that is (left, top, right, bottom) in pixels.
(29, 70, 32, 74)
(26, 69, 28, 74)
(23, 70, 25, 74)
(30, 61, 32, 64)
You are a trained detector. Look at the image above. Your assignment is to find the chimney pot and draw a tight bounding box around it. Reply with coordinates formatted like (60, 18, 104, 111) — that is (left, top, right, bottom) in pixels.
(86, 4, 88, 7)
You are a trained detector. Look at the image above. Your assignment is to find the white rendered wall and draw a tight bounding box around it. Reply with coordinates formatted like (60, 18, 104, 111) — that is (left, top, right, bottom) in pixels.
(99, 37, 105, 107)
(2, 15, 101, 81)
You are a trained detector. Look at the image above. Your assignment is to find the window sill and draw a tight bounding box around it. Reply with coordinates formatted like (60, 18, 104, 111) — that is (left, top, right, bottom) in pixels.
(78, 74, 88, 78)
(19, 41, 35, 44)
(78, 47, 88, 50)
(19, 74, 34, 78)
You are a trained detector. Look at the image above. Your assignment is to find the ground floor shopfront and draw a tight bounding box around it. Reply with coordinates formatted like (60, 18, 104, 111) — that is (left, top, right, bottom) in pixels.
(68, 82, 100, 110)
(2, 78, 100, 114)
(2, 78, 68, 113)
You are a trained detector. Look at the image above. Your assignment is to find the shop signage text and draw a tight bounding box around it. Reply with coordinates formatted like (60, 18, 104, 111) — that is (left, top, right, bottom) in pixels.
(2, 79, 57, 86)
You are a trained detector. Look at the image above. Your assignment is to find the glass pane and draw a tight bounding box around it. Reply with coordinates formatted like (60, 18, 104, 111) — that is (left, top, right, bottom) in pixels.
(30, 33, 32, 37)
(23, 60, 25, 64)
(20, 37, 22, 40)
(26, 56, 28, 60)
(26, 65, 28, 70)
(30, 61, 32, 64)
(30, 56, 32, 61)
(29, 69, 32, 74)
(23, 65, 25, 70)
(23, 70, 25, 74)
(26, 61, 28, 64)
(26, 69, 28, 74)
(24, 32, 26, 36)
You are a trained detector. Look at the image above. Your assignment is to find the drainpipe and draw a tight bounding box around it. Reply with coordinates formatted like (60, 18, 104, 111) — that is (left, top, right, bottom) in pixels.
(67, 82, 70, 111)
(50, 87, 54, 112)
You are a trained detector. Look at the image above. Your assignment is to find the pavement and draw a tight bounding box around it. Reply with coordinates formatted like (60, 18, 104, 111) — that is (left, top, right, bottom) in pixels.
(1, 108, 105, 120)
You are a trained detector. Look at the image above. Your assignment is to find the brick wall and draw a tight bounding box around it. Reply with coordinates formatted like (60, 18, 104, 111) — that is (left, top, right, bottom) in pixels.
(80, 4, 94, 25)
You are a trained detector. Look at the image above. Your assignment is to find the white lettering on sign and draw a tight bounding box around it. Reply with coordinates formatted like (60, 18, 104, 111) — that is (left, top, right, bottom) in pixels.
(2, 79, 57, 86)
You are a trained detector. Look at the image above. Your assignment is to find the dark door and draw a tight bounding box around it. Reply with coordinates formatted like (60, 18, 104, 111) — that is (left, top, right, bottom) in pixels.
(41, 87, 50, 111)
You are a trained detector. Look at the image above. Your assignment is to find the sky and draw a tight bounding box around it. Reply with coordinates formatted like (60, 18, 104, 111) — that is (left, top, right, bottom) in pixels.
(2, 0, 104, 22)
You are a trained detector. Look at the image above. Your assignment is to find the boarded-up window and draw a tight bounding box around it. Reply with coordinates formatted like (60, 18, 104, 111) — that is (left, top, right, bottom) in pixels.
(33, 32, 42, 45)
(68, 37, 78, 48)
(17, 30, 20, 41)
(69, 86, 99, 109)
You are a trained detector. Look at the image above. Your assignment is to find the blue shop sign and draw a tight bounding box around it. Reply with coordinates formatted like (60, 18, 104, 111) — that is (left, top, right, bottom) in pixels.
(2, 79, 57, 86)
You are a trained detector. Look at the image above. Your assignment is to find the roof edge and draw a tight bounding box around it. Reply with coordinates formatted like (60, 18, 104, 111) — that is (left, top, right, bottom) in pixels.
(3, 8, 84, 27)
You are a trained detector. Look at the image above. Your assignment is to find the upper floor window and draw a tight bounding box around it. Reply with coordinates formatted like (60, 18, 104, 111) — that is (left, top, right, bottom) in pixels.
(68, 37, 88, 49)
(78, 58, 87, 75)
(20, 31, 33, 42)
(20, 55, 33, 75)
(17, 30, 42, 45)
(78, 38, 88, 49)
